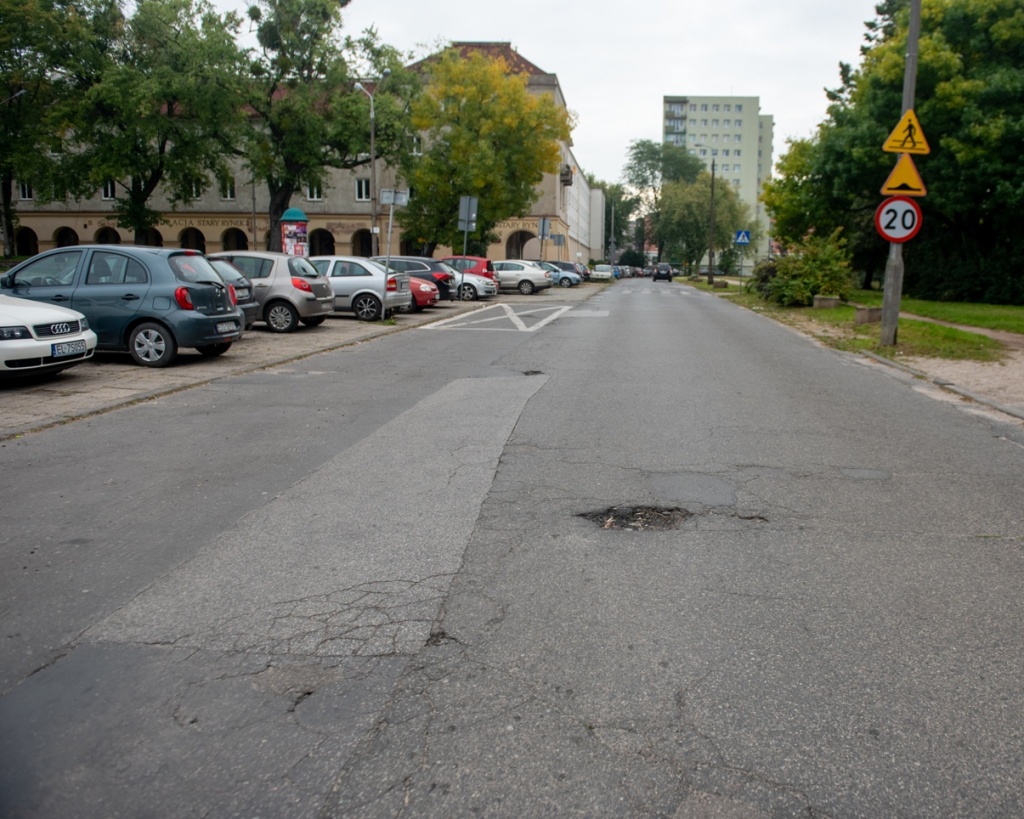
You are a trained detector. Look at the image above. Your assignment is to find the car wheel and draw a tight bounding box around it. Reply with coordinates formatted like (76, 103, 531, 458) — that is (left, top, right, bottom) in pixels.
(517, 280, 535, 295)
(558, 277, 572, 288)
(301, 316, 326, 327)
(353, 293, 382, 321)
(460, 284, 477, 301)
(196, 342, 232, 357)
(128, 322, 177, 368)
(265, 300, 299, 332)
(408, 298, 422, 313)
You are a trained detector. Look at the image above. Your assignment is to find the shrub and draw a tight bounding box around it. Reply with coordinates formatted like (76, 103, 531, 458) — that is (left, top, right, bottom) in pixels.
(755, 229, 854, 306)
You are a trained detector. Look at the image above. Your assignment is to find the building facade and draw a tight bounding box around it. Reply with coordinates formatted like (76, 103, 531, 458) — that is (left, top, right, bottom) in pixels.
(10, 43, 604, 265)
(663, 95, 773, 268)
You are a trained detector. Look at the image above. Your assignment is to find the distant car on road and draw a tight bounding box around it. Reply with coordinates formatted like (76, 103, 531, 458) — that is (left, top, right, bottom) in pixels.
(590, 264, 614, 281)
(441, 255, 496, 282)
(373, 257, 457, 301)
(2, 246, 242, 367)
(209, 251, 334, 332)
(310, 256, 411, 321)
(0, 293, 97, 378)
(653, 263, 673, 282)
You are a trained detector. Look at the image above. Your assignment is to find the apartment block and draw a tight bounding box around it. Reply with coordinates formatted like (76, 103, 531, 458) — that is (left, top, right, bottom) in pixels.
(663, 95, 773, 268)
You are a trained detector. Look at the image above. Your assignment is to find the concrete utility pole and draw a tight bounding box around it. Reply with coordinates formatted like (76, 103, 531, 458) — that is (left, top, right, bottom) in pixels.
(880, 0, 922, 346)
(355, 69, 390, 258)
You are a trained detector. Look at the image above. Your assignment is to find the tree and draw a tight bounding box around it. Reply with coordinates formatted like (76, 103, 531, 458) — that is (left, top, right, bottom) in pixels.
(243, 1, 415, 250)
(0, 0, 119, 255)
(44, 0, 247, 243)
(397, 49, 571, 255)
(585, 176, 638, 260)
(621, 139, 703, 260)
(656, 172, 752, 272)
(764, 0, 1024, 303)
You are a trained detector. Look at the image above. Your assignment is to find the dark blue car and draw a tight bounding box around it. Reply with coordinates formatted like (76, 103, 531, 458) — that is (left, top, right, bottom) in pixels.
(0, 246, 243, 367)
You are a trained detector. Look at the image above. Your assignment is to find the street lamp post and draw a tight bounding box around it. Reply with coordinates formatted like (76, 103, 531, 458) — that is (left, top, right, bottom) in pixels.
(354, 69, 390, 257)
(706, 156, 716, 285)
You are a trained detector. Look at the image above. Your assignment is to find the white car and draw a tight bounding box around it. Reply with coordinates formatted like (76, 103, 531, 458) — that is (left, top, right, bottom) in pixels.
(310, 256, 412, 321)
(590, 264, 614, 281)
(0, 293, 98, 378)
(492, 260, 553, 295)
(452, 269, 498, 301)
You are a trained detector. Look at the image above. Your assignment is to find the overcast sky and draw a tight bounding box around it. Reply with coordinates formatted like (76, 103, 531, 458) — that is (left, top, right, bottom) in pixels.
(234, 0, 885, 183)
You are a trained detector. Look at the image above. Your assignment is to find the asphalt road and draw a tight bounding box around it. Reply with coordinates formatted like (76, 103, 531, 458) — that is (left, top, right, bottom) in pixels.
(2, 280, 1024, 817)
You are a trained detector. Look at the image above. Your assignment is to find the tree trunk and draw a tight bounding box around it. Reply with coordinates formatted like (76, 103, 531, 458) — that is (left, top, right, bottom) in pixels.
(1, 174, 15, 257)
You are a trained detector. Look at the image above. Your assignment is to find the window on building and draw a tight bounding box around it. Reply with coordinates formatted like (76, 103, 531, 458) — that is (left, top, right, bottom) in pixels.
(699, 148, 707, 157)
(711, 134, 718, 142)
(191, 181, 202, 198)
(356, 178, 370, 201)
(721, 164, 729, 172)
(735, 119, 742, 127)
(701, 103, 708, 112)
(712, 149, 719, 156)
(722, 149, 730, 157)
(734, 134, 742, 142)
(689, 134, 697, 143)
(724, 104, 731, 112)
(306, 182, 322, 201)
(712, 119, 719, 127)
(101, 180, 116, 200)
(733, 179, 741, 188)
(734, 150, 742, 157)
(220, 177, 236, 200)
(723, 119, 730, 127)
(689, 119, 696, 127)
(18, 181, 32, 200)
(735, 104, 743, 112)
(689, 103, 697, 112)
(712, 104, 719, 111)
(410, 135, 422, 156)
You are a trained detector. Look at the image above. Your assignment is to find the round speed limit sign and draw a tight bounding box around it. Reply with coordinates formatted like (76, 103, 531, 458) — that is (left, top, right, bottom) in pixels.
(875, 196, 923, 243)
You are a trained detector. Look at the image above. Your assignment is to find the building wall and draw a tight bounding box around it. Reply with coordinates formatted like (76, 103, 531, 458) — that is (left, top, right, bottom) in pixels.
(663, 94, 773, 268)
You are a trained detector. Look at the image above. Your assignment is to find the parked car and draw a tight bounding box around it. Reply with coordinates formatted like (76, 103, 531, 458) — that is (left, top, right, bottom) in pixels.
(441, 255, 496, 281)
(309, 256, 411, 321)
(590, 264, 614, 281)
(406, 276, 440, 312)
(452, 269, 498, 301)
(575, 263, 591, 282)
(1, 246, 242, 367)
(208, 251, 334, 332)
(208, 258, 259, 331)
(373, 256, 457, 301)
(491, 260, 553, 295)
(531, 261, 581, 288)
(653, 263, 674, 282)
(0, 293, 98, 378)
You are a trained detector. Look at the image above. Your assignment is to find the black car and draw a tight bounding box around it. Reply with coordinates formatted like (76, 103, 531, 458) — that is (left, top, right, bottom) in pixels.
(1, 246, 242, 367)
(653, 263, 674, 282)
(208, 258, 259, 331)
(372, 256, 457, 301)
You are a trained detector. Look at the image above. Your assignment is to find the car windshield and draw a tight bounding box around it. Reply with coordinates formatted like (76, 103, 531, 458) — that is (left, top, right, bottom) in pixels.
(169, 253, 223, 283)
(288, 257, 321, 278)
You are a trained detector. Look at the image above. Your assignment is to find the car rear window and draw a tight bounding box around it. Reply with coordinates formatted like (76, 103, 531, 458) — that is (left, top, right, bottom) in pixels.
(169, 254, 222, 283)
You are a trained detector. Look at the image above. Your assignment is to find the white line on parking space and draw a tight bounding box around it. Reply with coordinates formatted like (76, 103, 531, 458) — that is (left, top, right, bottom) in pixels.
(425, 303, 574, 332)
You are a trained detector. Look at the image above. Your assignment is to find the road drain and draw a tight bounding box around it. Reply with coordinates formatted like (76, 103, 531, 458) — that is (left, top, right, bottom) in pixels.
(578, 506, 691, 531)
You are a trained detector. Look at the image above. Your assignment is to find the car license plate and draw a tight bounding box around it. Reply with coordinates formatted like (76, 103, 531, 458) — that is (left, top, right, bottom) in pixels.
(215, 321, 236, 333)
(52, 339, 86, 358)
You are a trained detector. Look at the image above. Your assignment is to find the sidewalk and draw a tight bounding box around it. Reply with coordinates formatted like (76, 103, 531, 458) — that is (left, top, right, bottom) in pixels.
(0, 287, 597, 440)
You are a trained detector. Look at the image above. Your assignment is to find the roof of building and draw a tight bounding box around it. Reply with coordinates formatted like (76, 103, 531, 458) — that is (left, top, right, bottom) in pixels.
(409, 42, 550, 77)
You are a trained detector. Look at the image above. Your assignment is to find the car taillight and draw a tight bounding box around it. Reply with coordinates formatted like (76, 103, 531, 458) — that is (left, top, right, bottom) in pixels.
(174, 287, 195, 310)
(228, 284, 237, 305)
(291, 277, 313, 293)
(386, 277, 397, 292)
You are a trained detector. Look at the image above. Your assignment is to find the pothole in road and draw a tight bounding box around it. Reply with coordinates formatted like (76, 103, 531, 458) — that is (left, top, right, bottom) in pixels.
(577, 506, 692, 531)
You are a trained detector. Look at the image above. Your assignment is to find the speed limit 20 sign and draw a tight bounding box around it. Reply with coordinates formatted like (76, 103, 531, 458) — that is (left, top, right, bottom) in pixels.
(875, 196, 923, 243)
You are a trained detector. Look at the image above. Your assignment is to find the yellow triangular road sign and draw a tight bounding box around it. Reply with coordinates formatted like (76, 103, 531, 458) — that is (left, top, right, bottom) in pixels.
(881, 153, 927, 197)
(883, 109, 930, 154)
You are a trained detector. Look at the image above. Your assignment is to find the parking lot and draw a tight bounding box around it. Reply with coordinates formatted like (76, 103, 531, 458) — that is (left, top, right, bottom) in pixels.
(0, 285, 600, 440)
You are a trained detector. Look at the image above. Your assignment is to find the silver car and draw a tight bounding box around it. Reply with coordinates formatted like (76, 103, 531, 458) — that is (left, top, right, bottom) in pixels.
(492, 260, 553, 295)
(310, 256, 411, 321)
(452, 269, 498, 301)
(208, 251, 334, 332)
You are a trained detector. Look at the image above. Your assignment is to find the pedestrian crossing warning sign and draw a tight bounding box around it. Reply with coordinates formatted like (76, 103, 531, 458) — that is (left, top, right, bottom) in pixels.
(881, 153, 927, 197)
(883, 109, 930, 154)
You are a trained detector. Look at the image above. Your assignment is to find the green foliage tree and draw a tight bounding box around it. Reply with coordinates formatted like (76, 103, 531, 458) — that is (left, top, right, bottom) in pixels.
(243, 1, 415, 250)
(44, 0, 247, 243)
(0, 0, 119, 255)
(622, 139, 703, 260)
(656, 171, 752, 273)
(398, 50, 571, 255)
(764, 0, 1024, 303)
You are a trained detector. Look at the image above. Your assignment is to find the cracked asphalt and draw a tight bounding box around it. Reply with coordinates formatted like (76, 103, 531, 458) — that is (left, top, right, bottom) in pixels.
(3, 280, 1024, 817)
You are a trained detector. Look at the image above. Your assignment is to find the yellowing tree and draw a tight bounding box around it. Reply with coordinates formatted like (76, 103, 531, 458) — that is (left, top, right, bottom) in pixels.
(399, 50, 571, 255)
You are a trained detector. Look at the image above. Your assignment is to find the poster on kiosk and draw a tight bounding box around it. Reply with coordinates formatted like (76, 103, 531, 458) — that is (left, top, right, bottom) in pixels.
(280, 208, 309, 256)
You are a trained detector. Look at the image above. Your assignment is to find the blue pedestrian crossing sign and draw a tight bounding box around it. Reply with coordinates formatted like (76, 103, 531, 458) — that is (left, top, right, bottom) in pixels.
(735, 230, 751, 245)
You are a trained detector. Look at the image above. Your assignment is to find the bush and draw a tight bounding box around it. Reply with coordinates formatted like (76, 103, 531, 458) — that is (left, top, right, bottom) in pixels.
(753, 229, 855, 306)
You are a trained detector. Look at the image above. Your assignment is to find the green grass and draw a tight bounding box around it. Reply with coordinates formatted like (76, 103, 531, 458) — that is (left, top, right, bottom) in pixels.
(848, 290, 1024, 334)
(682, 281, 1008, 362)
